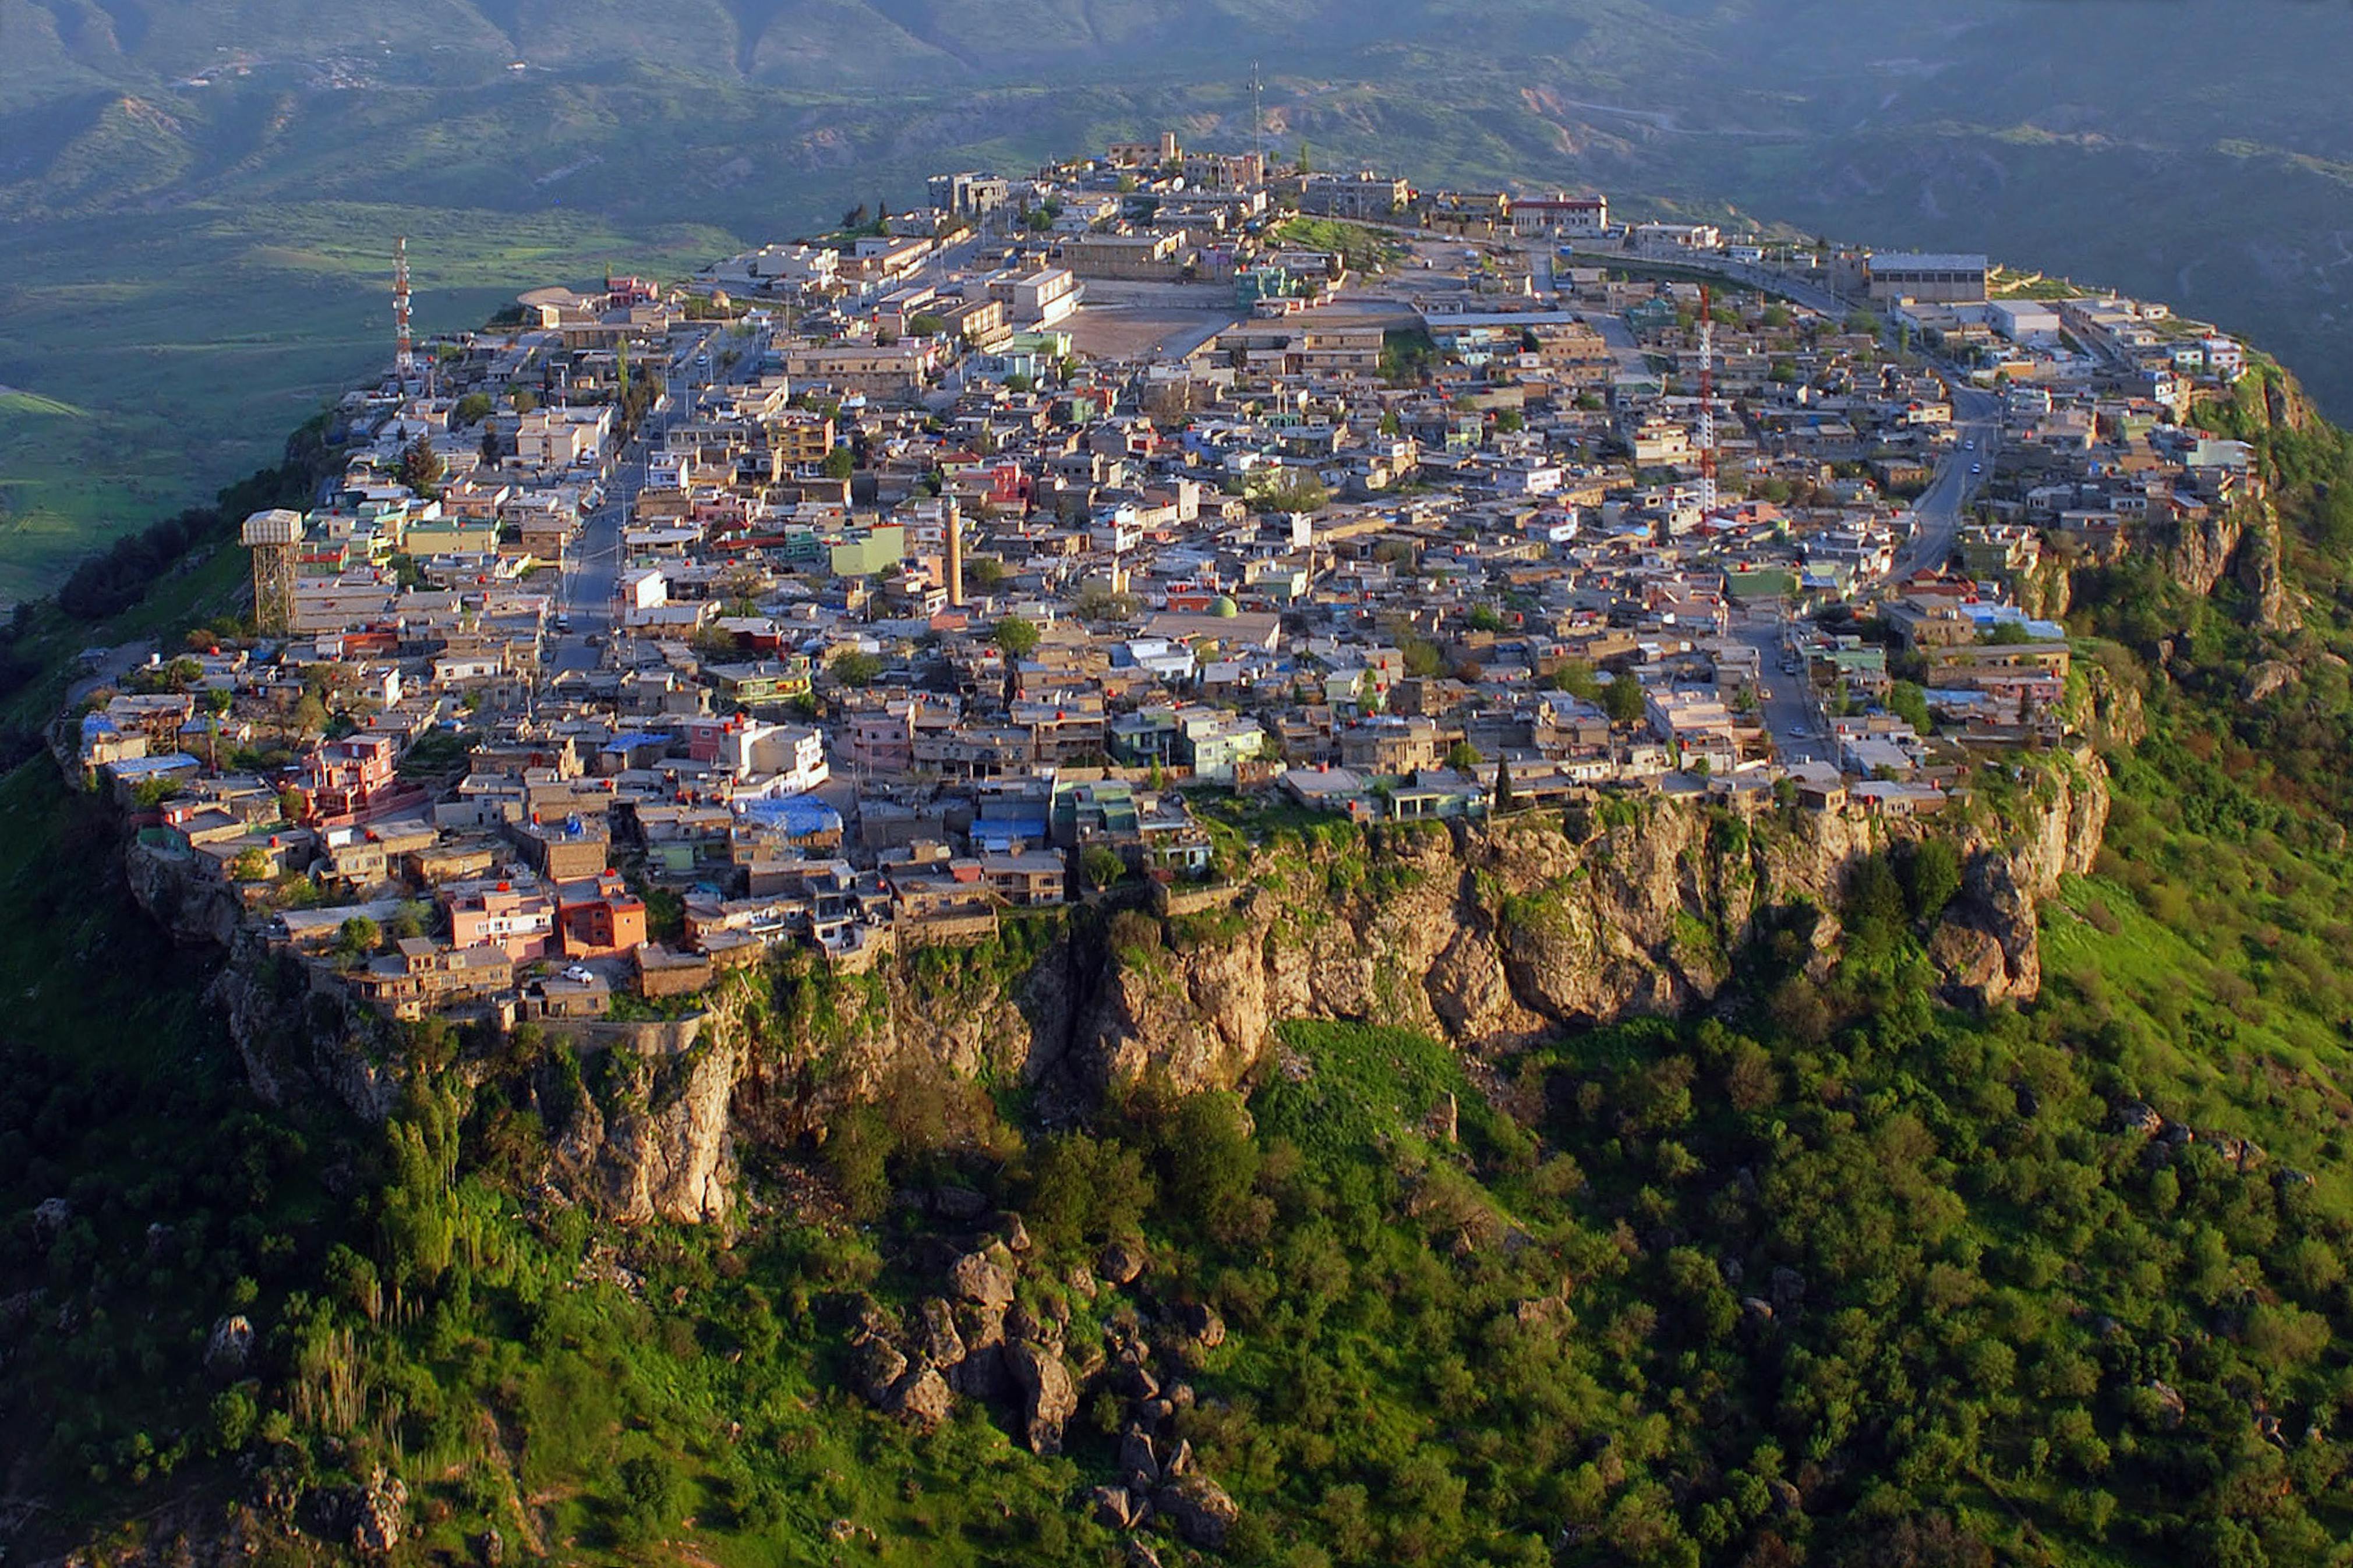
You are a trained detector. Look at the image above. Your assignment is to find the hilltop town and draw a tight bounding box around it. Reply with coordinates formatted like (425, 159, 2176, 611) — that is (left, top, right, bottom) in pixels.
(75, 133, 2262, 1031)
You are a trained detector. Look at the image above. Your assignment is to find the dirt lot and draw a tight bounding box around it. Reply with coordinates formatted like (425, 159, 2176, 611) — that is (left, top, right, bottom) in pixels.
(1062, 279, 1239, 361)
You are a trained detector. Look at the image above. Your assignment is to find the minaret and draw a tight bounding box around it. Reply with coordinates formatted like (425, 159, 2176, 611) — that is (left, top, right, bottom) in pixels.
(947, 505, 966, 608)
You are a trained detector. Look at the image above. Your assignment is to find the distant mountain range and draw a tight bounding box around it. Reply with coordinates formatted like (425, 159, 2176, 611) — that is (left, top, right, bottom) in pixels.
(6, 0, 2353, 590)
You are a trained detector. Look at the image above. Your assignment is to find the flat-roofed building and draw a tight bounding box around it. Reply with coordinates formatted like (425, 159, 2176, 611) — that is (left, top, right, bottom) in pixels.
(1867, 253, 1990, 305)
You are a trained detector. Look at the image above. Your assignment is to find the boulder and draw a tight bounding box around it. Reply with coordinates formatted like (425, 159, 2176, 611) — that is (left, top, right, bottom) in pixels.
(1008, 1339, 1077, 1456)
(2116, 1100, 2164, 1137)
(1153, 1475, 1238, 1548)
(1118, 1427, 1160, 1489)
(205, 1314, 255, 1375)
(1098, 1238, 1147, 1287)
(2148, 1379, 2188, 1430)
(1090, 1485, 1139, 1531)
(1769, 1267, 1807, 1314)
(853, 1339, 909, 1405)
(956, 1299, 1007, 1353)
(348, 1467, 409, 1556)
(1175, 1301, 1225, 1348)
(1164, 1436, 1195, 1478)
(885, 1364, 955, 1431)
(949, 1340, 1010, 1400)
(949, 1251, 1015, 1309)
(916, 1298, 966, 1368)
(932, 1186, 989, 1222)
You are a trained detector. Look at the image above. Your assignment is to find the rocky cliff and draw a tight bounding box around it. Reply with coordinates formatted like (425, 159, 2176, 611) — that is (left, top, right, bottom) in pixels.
(123, 758, 2109, 1225)
(562, 760, 2108, 1220)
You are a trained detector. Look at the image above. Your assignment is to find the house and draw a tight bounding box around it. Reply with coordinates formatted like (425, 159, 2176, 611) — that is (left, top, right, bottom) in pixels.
(557, 870, 649, 958)
(442, 879, 557, 961)
(981, 850, 1068, 908)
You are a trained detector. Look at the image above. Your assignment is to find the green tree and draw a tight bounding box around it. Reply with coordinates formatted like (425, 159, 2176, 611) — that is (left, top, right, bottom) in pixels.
(1550, 659, 1601, 699)
(452, 391, 494, 424)
(334, 916, 380, 964)
(1604, 672, 1648, 726)
(1446, 740, 1482, 771)
(1081, 843, 1126, 889)
(398, 435, 443, 497)
(828, 649, 884, 686)
(1899, 839, 1963, 923)
(819, 444, 854, 480)
(992, 615, 1042, 658)
(1493, 753, 1517, 813)
(1888, 679, 1932, 733)
(963, 556, 1010, 593)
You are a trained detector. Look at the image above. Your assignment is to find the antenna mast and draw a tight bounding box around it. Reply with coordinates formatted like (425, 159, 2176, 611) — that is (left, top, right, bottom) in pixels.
(394, 236, 416, 382)
(1697, 283, 1717, 516)
(1252, 62, 1263, 174)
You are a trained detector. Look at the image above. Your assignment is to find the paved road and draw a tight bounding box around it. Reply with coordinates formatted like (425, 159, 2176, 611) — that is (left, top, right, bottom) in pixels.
(1730, 612, 1826, 765)
(1893, 384, 2002, 579)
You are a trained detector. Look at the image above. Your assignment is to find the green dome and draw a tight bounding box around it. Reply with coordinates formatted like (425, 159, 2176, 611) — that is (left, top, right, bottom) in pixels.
(1209, 595, 1239, 618)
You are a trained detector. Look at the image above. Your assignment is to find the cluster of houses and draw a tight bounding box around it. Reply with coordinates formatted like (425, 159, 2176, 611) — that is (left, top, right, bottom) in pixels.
(89, 132, 2248, 1032)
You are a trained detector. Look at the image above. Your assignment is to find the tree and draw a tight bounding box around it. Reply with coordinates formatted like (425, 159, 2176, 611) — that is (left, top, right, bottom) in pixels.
(1493, 753, 1517, 813)
(1604, 671, 1648, 726)
(907, 312, 948, 337)
(1899, 838, 1963, 923)
(992, 615, 1041, 658)
(1550, 660, 1601, 699)
(819, 444, 854, 480)
(829, 649, 884, 686)
(452, 391, 493, 424)
(1251, 473, 1329, 515)
(1082, 843, 1126, 889)
(1446, 740, 1482, 771)
(1888, 679, 1932, 734)
(963, 556, 1010, 593)
(334, 916, 380, 963)
(398, 435, 443, 498)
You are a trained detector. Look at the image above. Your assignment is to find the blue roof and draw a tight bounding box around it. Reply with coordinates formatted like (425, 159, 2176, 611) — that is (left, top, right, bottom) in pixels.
(739, 793, 843, 837)
(973, 815, 1049, 852)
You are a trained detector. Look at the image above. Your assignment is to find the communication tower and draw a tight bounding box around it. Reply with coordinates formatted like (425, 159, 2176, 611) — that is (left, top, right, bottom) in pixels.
(394, 236, 416, 381)
(241, 508, 303, 634)
(1697, 284, 1718, 516)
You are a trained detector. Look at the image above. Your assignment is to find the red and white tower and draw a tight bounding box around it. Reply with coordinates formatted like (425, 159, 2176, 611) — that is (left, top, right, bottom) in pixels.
(393, 235, 416, 381)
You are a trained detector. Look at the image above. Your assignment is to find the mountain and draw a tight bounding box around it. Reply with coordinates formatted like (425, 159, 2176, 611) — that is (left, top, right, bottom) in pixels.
(6, 359, 2353, 1565)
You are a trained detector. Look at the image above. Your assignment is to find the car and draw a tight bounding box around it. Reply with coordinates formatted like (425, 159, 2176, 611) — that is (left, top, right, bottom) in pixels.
(1970, 463, 1983, 475)
(554, 615, 573, 633)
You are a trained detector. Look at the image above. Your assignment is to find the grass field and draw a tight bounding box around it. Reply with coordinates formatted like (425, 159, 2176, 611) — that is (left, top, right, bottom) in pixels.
(0, 201, 738, 602)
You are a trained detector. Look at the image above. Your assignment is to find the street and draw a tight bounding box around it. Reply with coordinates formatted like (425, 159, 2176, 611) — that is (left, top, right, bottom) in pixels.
(1893, 384, 2001, 579)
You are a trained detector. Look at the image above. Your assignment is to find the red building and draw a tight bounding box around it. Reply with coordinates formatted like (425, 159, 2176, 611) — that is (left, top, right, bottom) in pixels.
(557, 871, 649, 959)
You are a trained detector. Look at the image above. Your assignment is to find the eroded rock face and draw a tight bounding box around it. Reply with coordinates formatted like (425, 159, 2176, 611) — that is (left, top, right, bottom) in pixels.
(1154, 1475, 1238, 1548)
(165, 750, 2112, 1228)
(1008, 1339, 1077, 1456)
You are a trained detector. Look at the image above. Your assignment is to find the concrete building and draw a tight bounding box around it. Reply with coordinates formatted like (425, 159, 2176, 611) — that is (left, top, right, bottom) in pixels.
(1867, 253, 1990, 306)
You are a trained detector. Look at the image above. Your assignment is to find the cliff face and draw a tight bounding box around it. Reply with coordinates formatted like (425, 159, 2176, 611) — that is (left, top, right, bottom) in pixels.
(126, 758, 2108, 1224)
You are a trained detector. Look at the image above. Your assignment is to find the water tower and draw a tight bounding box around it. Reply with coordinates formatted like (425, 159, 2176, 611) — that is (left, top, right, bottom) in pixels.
(241, 508, 303, 633)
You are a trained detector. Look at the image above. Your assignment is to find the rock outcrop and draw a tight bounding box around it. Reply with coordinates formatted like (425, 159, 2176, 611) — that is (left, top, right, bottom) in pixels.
(123, 734, 2109, 1224)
